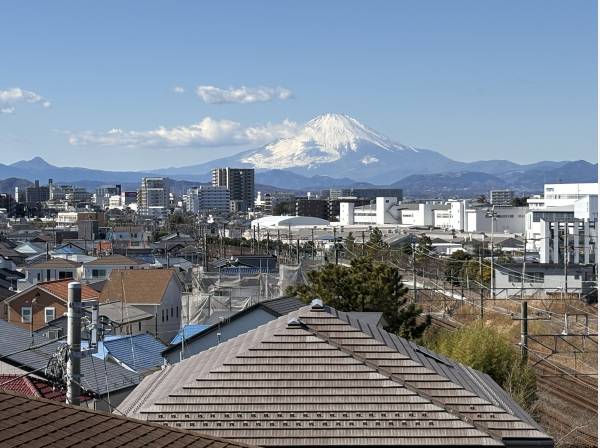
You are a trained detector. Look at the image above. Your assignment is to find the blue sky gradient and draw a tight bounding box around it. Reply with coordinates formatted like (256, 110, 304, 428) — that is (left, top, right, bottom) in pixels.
(0, 0, 596, 170)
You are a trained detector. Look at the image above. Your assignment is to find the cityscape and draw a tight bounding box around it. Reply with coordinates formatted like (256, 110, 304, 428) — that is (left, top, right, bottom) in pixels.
(0, 2, 597, 448)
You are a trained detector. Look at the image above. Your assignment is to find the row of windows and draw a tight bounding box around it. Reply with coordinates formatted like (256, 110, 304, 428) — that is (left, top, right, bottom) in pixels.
(161, 306, 179, 322)
(507, 272, 545, 283)
(21, 306, 55, 323)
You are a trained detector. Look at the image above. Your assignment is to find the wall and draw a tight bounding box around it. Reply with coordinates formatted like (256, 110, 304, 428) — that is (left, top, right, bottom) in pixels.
(6, 289, 66, 331)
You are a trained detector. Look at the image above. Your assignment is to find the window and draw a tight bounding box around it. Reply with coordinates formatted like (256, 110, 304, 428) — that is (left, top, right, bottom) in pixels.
(161, 309, 164, 322)
(138, 321, 142, 332)
(176, 306, 179, 318)
(166, 309, 168, 321)
(92, 269, 106, 278)
(171, 307, 173, 317)
(508, 273, 521, 283)
(21, 307, 32, 323)
(58, 271, 73, 279)
(44, 307, 55, 323)
(47, 329, 61, 340)
(529, 272, 544, 283)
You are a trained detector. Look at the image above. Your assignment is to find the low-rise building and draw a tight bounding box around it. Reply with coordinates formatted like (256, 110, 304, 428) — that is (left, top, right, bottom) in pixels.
(99, 268, 182, 343)
(82, 254, 144, 281)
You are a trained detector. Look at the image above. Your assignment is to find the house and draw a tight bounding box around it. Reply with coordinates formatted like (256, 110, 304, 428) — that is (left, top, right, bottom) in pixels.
(99, 268, 182, 343)
(212, 254, 278, 275)
(82, 254, 144, 281)
(21, 257, 82, 286)
(3, 279, 99, 331)
(120, 302, 553, 447)
(162, 296, 305, 363)
(95, 333, 167, 375)
(0, 319, 140, 410)
(51, 241, 87, 255)
(36, 300, 154, 340)
(0, 389, 253, 448)
(0, 374, 92, 403)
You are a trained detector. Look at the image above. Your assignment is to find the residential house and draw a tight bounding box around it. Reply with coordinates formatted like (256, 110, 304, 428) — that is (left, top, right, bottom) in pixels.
(119, 302, 553, 447)
(0, 389, 252, 447)
(3, 279, 99, 331)
(0, 319, 140, 410)
(99, 268, 182, 343)
(162, 296, 304, 363)
(0, 374, 92, 403)
(21, 257, 82, 286)
(82, 254, 144, 281)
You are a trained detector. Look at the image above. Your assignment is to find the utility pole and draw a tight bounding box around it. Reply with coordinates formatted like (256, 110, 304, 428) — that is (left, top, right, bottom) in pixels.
(521, 230, 527, 300)
(266, 231, 270, 255)
(311, 228, 315, 260)
(252, 225, 256, 255)
(361, 231, 365, 256)
(490, 206, 495, 300)
(296, 239, 300, 264)
(564, 222, 568, 299)
(412, 240, 417, 303)
(257, 223, 261, 255)
(520, 301, 528, 362)
(66, 282, 81, 406)
(479, 251, 484, 320)
(333, 227, 338, 265)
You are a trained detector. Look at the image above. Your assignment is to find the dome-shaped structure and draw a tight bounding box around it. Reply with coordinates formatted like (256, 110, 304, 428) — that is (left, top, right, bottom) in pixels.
(251, 215, 330, 228)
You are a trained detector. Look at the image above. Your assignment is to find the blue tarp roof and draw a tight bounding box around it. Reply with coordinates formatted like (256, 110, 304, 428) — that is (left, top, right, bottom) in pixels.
(96, 334, 166, 373)
(170, 324, 210, 345)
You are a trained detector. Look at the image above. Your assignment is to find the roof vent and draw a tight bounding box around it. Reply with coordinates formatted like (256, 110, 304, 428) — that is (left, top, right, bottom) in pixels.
(311, 298, 324, 309)
(287, 317, 303, 327)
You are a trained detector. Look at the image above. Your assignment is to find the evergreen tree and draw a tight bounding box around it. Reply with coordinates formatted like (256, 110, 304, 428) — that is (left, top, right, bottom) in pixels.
(287, 255, 430, 339)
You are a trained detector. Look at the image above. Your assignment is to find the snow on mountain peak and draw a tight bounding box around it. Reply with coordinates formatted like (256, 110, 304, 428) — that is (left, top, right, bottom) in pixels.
(242, 113, 416, 169)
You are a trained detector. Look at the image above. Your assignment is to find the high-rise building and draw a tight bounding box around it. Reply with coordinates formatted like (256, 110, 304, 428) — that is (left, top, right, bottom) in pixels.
(138, 177, 169, 217)
(186, 185, 230, 214)
(295, 198, 329, 220)
(24, 180, 50, 212)
(95, 185, 122, 209)
(490, 189, 514, 206)
(212, 167, 255, 211)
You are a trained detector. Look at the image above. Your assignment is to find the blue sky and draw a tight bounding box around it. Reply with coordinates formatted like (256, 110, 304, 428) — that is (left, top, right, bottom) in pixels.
(0, 0, 596, 170)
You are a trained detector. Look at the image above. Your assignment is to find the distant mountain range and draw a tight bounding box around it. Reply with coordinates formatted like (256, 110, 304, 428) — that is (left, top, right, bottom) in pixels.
(0, 113, 596, 196)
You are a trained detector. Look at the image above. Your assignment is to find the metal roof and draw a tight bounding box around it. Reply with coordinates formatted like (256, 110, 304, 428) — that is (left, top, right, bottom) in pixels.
(100, 334, 166, 374)
(0, 389, 253, 448)
(171, 324, 211, 345)
(120, 305, 552, 447)
(0, 319, 140, 396)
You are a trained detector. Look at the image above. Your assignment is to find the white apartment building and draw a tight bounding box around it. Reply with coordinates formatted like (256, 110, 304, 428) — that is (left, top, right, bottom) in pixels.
(137, 177, 169, 217)
(339, 197, 525, 234)
(186, 186, 230, 214)
(526, 183, 598, 265)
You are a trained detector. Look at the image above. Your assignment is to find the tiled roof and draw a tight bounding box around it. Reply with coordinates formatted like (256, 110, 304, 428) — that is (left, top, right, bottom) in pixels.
(0, 374, 90, 402)
(99, 268, 178, 305)
(27, 257, 82, 269)
(101, 334, 167, 373)
(0, 319, 140, 395)
(259, 296, 305, 316)
(38, 279, 100, 301)
(85, 254, 143, 266)
(119, 305, 552, 447)
(0, 389, 252, 448)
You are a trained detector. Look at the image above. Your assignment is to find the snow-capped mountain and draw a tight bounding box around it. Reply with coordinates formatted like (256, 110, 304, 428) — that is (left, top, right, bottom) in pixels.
(242, 113, 419, 169)
(164, 113, 462, 183)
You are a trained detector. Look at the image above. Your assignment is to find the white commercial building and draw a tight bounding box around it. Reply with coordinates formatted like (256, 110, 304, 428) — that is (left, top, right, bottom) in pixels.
(526, 183, 597, 265)
(186, 186, 230, 215)
(137, 177, 169, 217)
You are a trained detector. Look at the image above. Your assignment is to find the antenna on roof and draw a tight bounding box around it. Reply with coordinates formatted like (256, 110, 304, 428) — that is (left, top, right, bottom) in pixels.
(311, 298, 324, 309)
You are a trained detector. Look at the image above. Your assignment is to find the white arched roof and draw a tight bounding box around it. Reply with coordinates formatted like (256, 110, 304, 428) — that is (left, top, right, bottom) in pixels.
(251, 215, 330, 228)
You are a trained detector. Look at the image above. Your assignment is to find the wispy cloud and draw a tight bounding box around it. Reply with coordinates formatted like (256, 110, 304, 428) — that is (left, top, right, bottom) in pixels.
(67, 117, 298, 148)
(172, 86, 185, 94)
(0, 88, 51, 112)
(195, 85, 293, 104)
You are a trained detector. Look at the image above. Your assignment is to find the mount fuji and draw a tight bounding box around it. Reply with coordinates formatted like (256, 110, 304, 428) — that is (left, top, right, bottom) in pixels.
(157, 113, 468, 183)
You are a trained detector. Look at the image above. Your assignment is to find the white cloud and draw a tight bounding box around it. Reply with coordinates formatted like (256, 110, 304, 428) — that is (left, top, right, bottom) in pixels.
(195, 85, 293, 104)
(0, 88, 51, 112)
(67, 117, 298, 148)
(173, 86, 185, 94)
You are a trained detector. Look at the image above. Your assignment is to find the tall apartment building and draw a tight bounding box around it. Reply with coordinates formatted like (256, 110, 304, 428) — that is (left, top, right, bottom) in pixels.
(212, 167, 255, 212)
(490, 189, 514, 206)
(186, 185, 230, 214)
(295, 198, 329, 220)
(137, 177, 169, 217)
(24, 180, 50, 211)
